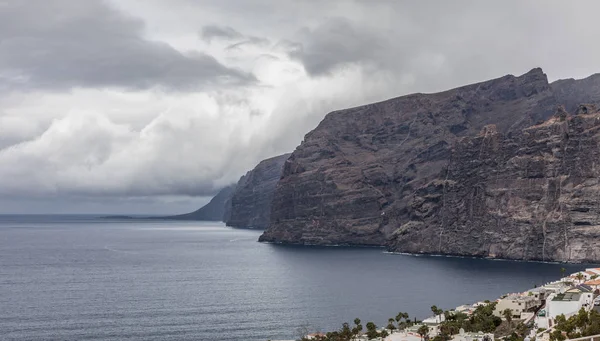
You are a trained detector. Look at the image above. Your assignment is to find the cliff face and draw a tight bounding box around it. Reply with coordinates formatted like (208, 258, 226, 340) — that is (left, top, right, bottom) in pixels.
(260, 68, 558, 245)
(166, 153, 289, 226)
(225, 153, 290, 229)
(551, 73, 600, 113)
(391, 105, 600, 262)
(167, 185, 236, 221)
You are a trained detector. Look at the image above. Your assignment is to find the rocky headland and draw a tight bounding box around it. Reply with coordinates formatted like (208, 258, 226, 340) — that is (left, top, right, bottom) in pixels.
(169, 153, 289, 229)
(167, 184, 236, 221)
(259, 68, 600, 262)
(226, 153, 290, 229)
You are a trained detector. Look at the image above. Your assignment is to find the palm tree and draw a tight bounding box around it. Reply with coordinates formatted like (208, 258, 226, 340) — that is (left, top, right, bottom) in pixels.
(395, 312, 403, 324)
(560, 267, 566, 278)
(365, 322, 378, 340)
(502, 309, 513, 327)
(431, 305, 443, 317)
(417, 325, 429, 341)
(354, 318, 362, 330)
(352, 318, 362, 339)
(396, 312, 408, 329)
(575, 272, 585, 283)
(387, 318, 397, 333)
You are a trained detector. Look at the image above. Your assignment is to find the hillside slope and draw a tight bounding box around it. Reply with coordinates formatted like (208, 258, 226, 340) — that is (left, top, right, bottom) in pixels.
(166, 185, 236, 221)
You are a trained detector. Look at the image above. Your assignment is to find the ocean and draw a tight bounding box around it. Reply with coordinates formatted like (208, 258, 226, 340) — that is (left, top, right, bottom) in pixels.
(0, 215, 594, 340)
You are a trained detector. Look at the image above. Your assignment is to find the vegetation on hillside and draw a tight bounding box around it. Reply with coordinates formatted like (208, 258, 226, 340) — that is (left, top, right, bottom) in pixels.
(297, 312, 413, 341)
(295, 303, 510, 341)
(435, 302, 502, 339)
(550, 308, 600, 341)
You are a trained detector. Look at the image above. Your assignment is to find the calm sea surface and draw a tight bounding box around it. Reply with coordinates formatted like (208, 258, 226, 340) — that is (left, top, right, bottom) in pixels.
(0, 215, 595, 341)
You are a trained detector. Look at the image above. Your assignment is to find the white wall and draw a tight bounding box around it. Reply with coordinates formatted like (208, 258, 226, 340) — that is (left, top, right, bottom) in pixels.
(547, 300, 581, 319)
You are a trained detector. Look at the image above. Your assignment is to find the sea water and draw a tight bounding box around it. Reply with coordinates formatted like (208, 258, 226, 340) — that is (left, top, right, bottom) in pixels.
(0, 215, 593, 340)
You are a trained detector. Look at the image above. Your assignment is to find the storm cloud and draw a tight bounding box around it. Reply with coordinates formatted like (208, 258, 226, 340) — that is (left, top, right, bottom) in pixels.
(0, 0, 254, 91)
(287, 17, 386, 76)
(201, 25, 245, 42)
(2, 0, 600, 214)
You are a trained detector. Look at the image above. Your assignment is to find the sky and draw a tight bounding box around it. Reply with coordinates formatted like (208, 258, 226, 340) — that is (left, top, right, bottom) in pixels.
(2, 0, 600, 214)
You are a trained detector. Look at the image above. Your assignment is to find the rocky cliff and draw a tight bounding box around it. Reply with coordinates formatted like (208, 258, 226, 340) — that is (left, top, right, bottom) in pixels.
(391, 105, 600, 262)
(166, 153, 289, 227)
(226, 153, 290, 229)
(260, 69, 600, 262)
(551, 73, 600, 113)
(260, 68, 558, 246)
(166, 185, 236, 221)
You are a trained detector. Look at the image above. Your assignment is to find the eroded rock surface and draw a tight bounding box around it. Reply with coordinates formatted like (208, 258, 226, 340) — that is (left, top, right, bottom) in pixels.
(226, 153, 290, 229)
(391, 105, 600, 262)
(551, 73, 600, 112)
(261, 68, 558, 245)
(166, 153, 289, 228)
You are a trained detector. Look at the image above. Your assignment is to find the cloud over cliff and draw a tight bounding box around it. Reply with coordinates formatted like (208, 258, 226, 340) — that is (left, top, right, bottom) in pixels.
(2, 0, 600, 213)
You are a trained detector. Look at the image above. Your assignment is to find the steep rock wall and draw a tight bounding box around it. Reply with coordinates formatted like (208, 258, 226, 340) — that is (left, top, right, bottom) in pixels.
(260, 68, 558, 245)
(551, 73, 600, 113)
(391, 105, 600, 262)
(226, 153, 290, 229)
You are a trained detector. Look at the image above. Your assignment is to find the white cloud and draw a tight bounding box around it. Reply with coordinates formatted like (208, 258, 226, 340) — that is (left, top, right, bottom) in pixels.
(3, 0, 600, 213)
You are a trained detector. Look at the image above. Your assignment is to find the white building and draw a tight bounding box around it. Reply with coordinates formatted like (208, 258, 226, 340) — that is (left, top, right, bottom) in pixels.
(455, 304, 474, 315)
(570, 270, 599, 282)
(494, 294, 541, 319)
(546, 286, 594, 320)
(584, 279, 600, 291)
(452, 328, 494, 341)
(534, 312, 549, 330)
(525, 288, 549, 302)
(421, 314, 446, 337)
(422, 314, 445, 325)
(541, 281, 571, 294)
(585, 267, 600, 276)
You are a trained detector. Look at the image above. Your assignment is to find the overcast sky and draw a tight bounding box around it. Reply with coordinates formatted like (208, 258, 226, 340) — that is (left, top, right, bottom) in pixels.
(2, 0, 600, 214)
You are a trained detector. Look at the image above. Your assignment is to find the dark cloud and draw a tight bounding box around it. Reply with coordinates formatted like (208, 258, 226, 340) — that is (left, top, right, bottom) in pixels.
(201, 24, 271, 51)
(0, 0, 255, 91)
(4, 0, 600, 213)
(201, 25, 244, 42)
(225, 37, 271, 51)
(287, 17, 385, 76)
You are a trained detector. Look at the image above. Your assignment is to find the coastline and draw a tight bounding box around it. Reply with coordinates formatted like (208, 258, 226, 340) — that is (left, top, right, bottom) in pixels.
(286, 267, 600, 341)
(383, 251, 600, 266)
(259, 239, 600, 265)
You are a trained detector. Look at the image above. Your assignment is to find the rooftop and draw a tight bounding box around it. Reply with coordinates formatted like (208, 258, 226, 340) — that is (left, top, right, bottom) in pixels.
(502, 294, 538, 302)
(552, 292, 581, 302)
(567, 284, 594, 293)
(528, 287, 548, 293)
